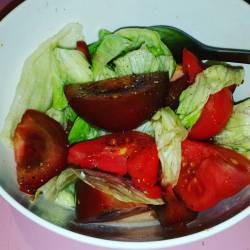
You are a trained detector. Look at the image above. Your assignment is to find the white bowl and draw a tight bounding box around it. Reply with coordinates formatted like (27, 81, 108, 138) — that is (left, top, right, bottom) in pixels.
(0, 0, 250, 249)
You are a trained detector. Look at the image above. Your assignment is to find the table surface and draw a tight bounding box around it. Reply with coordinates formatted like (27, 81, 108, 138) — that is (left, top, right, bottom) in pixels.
(1, 1, 250, 250)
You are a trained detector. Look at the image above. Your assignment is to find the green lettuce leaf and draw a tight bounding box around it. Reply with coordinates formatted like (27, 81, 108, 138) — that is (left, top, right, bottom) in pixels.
(46, 107, 65, 125)
(151, 107, 188, 186)
(176, 65, 244, 128)
(31, 168, 78, 227)
(34, 168, 77, 208)
(88, 29, 112, 56)
(68, 117, 104, 145)
(214, 99, 250, 159)
(29, 197, 75, 227)
(64, 106, 77, 123)
(92, 28, 176, 80)
(53, 48, 93, 110)
(114, 44, 169, 76)
(135, 120, 155, 137)
(0, 23, 84, 145)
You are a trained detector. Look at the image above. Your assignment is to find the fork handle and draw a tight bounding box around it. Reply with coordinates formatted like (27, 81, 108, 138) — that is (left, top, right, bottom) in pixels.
(198, 45, 250, 64)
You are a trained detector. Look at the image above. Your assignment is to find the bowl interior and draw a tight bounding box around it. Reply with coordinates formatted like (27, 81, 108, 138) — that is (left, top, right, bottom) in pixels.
(1, 0, 250, 247)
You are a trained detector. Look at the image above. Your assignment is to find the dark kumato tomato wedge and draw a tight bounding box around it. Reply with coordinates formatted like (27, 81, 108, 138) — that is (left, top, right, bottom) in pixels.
(64, 72, 169, 131)
(13, 110, 68, 194)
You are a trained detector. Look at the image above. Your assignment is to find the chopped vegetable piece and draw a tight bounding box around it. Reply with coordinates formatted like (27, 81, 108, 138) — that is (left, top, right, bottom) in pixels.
(73, 169, 164, 205)
(155, 186, 197, 226)
(76, 40, 91, 62)
(182, 48, 204, 83)
(76, 180, 149, 222)
(64, 72, 169, 131)
(152, 107, 188, 186)
(13, 110, 68, 194)
(175, 139, 250, 211)
(68, 131, 161, 198)
(177, 65, 244, 129)
(189, 87, 233, 140)
(214, 99, 250, 158)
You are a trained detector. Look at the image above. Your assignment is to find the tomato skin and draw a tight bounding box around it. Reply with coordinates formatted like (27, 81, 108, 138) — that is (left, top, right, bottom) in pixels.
(13, 110, 68, 194)
(68, 131, 161, 197)
(182, 48, 204, 83)
(76, 41, 91, 63)
(175, 139, 250, 211)
(189, 88, 233, 140)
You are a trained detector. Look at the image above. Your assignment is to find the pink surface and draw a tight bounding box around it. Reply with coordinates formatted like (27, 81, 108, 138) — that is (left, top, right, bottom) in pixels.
(0, 195, 249, 250)
(0, 1, 250, 250)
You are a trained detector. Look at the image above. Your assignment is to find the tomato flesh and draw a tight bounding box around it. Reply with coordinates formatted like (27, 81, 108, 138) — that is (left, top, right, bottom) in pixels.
(76, 41, 91, 63)
(13, 110, 68, 194)
(68, 131, 161, 198)
(182, 48, 204, 83)
(175, 139, 250, 211)
(189, 88, 233, 140)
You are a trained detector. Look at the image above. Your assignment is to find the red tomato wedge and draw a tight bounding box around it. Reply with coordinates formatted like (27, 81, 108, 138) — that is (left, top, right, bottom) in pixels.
(76, 41, 91, 63)
(182, 48, 204, 83)
(182, 49, 233, 139)
(175, 139, 250, 211)
(13, 110, 68, 194)
(189, 87, 233, 140)
(67, 131, 161, 198)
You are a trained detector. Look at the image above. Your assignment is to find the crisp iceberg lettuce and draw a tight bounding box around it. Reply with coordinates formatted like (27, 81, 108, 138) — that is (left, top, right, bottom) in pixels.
(135, 120, 155, 137)
(215, 99, 250, 159)
(0, 23, 85, 145)
(0, 23, 100, 146)
(91, 28, 176, 80)
(46, 107, 65, 125)
(176, 65, 244, 129)
(68, 117, 104, 145)
(31, 169, 77, 227)
(151, 107, 188, 186)
(114, 44, 169, 76)
(34, 168, 78, 207)
(52, 48, 93, 110)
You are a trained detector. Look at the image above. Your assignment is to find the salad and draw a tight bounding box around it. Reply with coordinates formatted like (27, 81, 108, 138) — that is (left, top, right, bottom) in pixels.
(1, 23, 250, 231)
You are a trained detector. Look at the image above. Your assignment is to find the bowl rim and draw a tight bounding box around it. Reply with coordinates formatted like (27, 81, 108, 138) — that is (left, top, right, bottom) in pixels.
(1, 185, 250, 249)
(0, 0, 250, 249)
